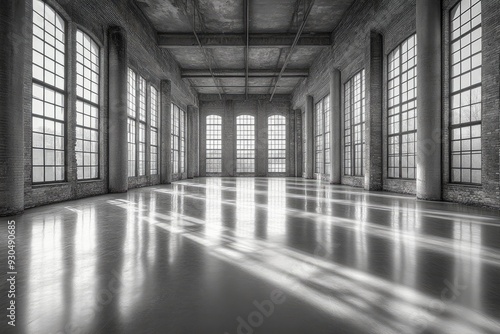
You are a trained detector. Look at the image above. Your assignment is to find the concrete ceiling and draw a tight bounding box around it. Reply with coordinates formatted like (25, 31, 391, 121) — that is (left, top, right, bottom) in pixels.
(136, 0, 355, 97)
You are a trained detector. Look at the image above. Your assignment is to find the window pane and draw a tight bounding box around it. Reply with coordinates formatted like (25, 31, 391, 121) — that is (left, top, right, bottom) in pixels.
(206, 115, 222, 174)
(344, 70, 365, 176)
(150, 86, 159, 175)
(268, 115, 286, 173)
(387, 34, 417, 179)
(236, 115, 255, 173)
(450, 0, 482, 184)
(76, 30, 100, 180)
(32, 0, 66, 183)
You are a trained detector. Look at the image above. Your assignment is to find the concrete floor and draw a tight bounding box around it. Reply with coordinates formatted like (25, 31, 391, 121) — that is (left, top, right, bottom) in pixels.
(1, 178, 500, 334)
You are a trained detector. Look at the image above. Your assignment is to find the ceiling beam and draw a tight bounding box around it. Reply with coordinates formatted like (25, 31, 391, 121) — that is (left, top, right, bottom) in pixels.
(158, 33, 331, 48)
(181, 69, 309, 79)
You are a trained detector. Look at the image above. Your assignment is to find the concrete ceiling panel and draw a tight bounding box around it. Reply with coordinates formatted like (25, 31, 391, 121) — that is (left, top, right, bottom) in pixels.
(168, 49, 208, 69)
(286, 46, 323, 69)
(197, 0, 244, 33)
(248, 48, 282, 69)
(137, 0, 356, 96)
(211, 47, 245, 69)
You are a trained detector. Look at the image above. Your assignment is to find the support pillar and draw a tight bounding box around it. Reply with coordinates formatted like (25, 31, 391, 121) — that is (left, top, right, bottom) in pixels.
(256, 101, 267, 177)
(304, 96, 314, 179)
(0, 0, 26, 216)
(365, 31, 384, 190)
(295, 109, 303, 177)
(108, 27, 128, 193)
(160, 80, 172, 184)
(330, 69, 342, 184)
(222, 100, 235, 176)
(416, 0, 442, 200)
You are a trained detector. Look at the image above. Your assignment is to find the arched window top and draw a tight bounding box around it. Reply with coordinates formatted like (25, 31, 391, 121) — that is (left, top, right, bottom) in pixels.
(237, 115, 255, 123)
(76, 29, 100, 59)
(34, 0, 65, 31)
(207, 115, 222, 124)
(33, 0, 66, 91)
(268, 115, 286, 124)
(76, 29, 100, 105)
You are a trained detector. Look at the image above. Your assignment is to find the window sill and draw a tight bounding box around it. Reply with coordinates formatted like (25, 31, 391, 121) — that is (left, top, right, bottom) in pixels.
(32, 182, 70, 188)
(77, 179, 103, 184)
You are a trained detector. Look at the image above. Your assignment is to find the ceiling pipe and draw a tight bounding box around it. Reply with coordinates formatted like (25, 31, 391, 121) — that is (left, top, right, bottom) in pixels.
(269, 0, 315, 102)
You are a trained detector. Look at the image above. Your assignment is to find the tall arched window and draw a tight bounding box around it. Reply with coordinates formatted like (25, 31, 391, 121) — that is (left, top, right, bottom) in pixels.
(76, 30, 100, 180)
(268, 115, 286, 173)
(206, 115, 222, 174)
(450, 0, 482, 184)
(314, 95, 330, 175)
(388, 34, 417, 179)
(127, 69, 136, 177)
(171, 104, 180, 174)
(150, 86, 159, 175)
(32, 0, 66, 183)
(236, 115, 255, 174)
(344, 70, 365, 176)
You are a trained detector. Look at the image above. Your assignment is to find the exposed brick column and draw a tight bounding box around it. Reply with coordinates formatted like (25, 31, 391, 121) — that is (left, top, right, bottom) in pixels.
(0, 0, 26, 216)
(330, 69, 342, 184)
(417, 0, 442, 200)
(222, 100, 235, 176)
(108, 27, 128, 193)
(160, 80, 172, 184)
(304, 96, 314, 179)
(365, 31, 383, 190)
(187, 105, 197, 179)
(256, 100, 268, 177)
(295, 109, 303, 177)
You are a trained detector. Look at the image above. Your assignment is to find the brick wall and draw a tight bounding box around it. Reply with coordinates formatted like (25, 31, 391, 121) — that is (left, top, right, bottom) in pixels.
(198, 94, 293, 177)
(22, 0, 197, 209)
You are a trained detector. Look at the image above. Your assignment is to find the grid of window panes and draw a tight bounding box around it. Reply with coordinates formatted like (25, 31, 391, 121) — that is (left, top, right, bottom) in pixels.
(344, 70, 365, 176)
(323, 95, 331, 174)
(314, 95, 331, 175)
(138, 123, 146, 175)
(180, 109, 186, 173)
(450, 0, 482, 184)
(75, 30, 99, 180)
(206, 115, 222, 174)
(171, 104, 180, 174)
(268, 115, 286, 173)
(150, 87, 159, 175)
(32, 0, 66, 183)
(138, 77, 147, 175)
(236, 115, 256, 173)
(127, 69, 136, 177)
(127, 118, 136, 176)
(388, 34, 417, 179)
(314, 102, 324, 174)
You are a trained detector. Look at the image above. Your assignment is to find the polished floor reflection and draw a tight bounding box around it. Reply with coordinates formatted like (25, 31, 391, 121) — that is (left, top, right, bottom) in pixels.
(1, 178, 500, 334)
